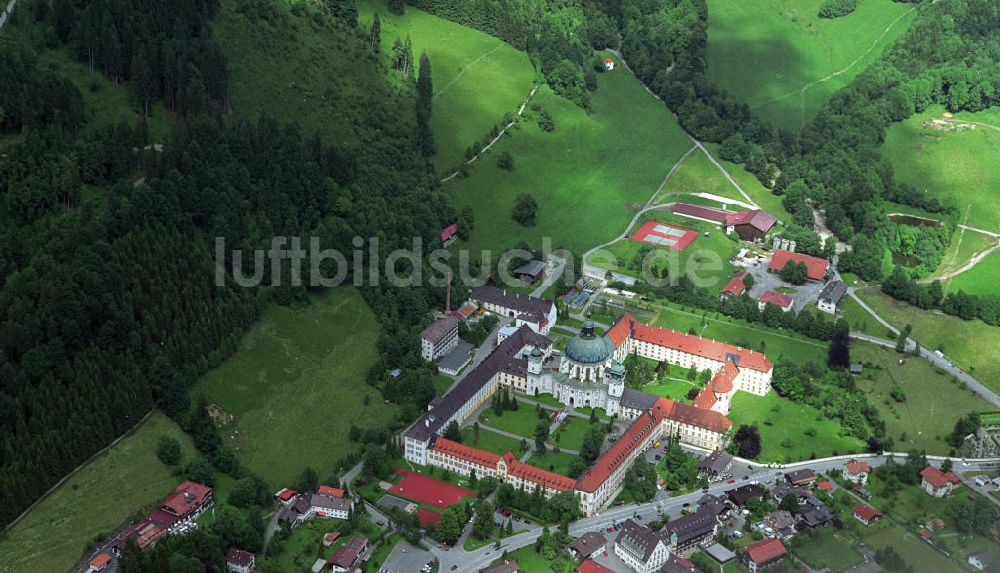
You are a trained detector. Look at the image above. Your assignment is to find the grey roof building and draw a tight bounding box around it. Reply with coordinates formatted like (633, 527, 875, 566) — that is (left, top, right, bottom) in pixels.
(699, 450, 734, 478)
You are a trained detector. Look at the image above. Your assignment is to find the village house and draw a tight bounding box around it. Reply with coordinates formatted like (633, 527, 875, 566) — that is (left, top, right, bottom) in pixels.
(968, 550, 994, 571)
(568, 531, 607, 560)
(758, 290, 793, 312)
(480, 560, 520, 573)
(669, 203, 777, 241)
(764, 510, 796, 538)
(719, 271, 748, 300)
(615, 519, 670, 573)
(699, 450, 734, 480)
(225, 548, 255, 573)
(727, 484, 766, 508)
(603, 57, 615, 71)
(469, 286, 557, 335)
(844, 460, 872, 485)
(742, 538, 787, 573)
(920, 466, 962, 497)
(87, 553, 112, 573)
(852, 503, 882, 526)
(327, 536, 368, 573)
(662, 502, 724, 555)
(817, 280, 848, 314)
(785, 468, 817, 486)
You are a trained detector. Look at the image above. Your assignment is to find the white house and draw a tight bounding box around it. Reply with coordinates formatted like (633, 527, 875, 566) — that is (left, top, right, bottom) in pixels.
(604, 57, 615, 71)
(420, 315, 460, 361)
(225, 548, 255, 573)
(615, 519, 669, 573)
(816, 281, 847, 315)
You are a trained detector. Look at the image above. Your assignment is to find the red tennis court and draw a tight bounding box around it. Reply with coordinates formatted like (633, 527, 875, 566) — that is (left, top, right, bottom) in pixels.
(417, 507, 442, 528)
(388, 469, 475, 509)
(631, 220, 698, 251)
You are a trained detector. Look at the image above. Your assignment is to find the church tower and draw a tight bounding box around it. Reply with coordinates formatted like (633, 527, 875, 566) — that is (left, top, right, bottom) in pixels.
(606, 361, 625, 416)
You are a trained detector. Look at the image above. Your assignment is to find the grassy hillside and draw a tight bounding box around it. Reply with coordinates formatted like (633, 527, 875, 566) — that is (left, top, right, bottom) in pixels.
(446, 56, 693, 255)
(0, 412, 196, 573)
(707, 0, 916, 131)
(945, 248, 1000, 295)
(849, 288, 1000, 392)
(852, 343, 991, 454)
(358, 0, 536, 171)
(882, 106, 1000, 233)
(189, 288, 394, 486)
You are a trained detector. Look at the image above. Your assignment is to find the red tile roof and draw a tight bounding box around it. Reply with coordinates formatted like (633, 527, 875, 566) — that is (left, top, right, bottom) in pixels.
(432, 437, 501, 467)
(653, 397, 732, 433)
(709, 358, 738, 394)
(759, 290, 793, 309)
(921, 466, 961, 488)
(845, 460, 871, 475)
(816, 481, 833, 491)
(160, 481, 212, 517)
(671, 203, 731, 223)
(441, 223, 457, 242)
(768, 250, 829, 281)
(604, 57, 614, 63)
(429, 439, 573, 492)
(691, 388, 717, 410)
(275, 488, 297, 501)
(580, 560, 614, 573)
(610, 314, 773, 373)
(317, 485, 346, 498)
(89, 553, 112, 568)
(725, 209, 777, 233)
(576, 412, 660, 492)
(853, 503, 882, 522)
(720, 271, 747, 297)
(744, 538, 787, 564)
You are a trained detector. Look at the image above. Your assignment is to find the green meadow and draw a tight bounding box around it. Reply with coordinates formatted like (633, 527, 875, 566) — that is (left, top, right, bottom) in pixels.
(190, 287, 394, 486)
(728, 392, 864, 463)
(882, 106, 1000, 232)
(358, 0, 536, 171)
(945, 248, 1000, 295)
(445, 57, 694, 255)
(851, 288, 1000, 392)
(852, 342, 991, 454)
(0, 412, 197, 573)
(707, 0, 916, 131)
(478, 406, 543, 439)
(932, 228, 997, 283)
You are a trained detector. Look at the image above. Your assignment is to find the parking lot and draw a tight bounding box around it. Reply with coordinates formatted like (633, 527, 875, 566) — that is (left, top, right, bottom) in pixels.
(379, 540, 434, 573)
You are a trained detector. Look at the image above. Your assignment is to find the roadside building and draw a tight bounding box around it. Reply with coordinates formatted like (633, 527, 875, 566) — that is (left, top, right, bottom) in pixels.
(568, 531, 607, 560)
(326, 536, 368, 573)
(479, 560, 520, 573)
(702, 543, 737, 566)
(87, 553, 112, 573)
(421, 315, 461, 362)
(512, 260, 546, 284)
(817, 280, 848, 314)
(742, 538, 787, 573)
(662, 502, 724, 555)
(758, 291, 793, 312)
(727, 484, 766, 508)
(225, 548, 255, 573)
(844, 460, 872, 485)
(920, 466, 962, 497)
(719, 271, 748, 300)
(699, 450, 734, 480)
(614, 519, 670, 573)
(785, 468, 817, 485)
(603, 57, 615, 71)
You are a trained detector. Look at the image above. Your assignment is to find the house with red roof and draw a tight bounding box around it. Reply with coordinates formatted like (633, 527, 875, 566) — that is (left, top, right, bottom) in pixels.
(758, 290, 793, 313)
(580, 560, 614, 573)
(719, 270, 748, 300)
(440, 223, 458, 244)
(742, 538, 787, 572)
(274, 487, 298, 504)
(725, 209, 777, 241)
(87, 553, 112, 573)
(160, 481, 214, 519)
(852, 503, 882, 526)
(844, 460, 872, 485)
(768, 250, 829, 282)
(603, 57, 615, 71)
(920, 466, 962, 497)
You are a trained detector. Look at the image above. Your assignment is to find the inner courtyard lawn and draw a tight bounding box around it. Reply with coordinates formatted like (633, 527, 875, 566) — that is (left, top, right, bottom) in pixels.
(445, 58, 693, 256)
(728, 392, 864, 463)
(524, 450, 578, 478)
(851, 288, 1000, 392)
(555, 416, 593, 451)
(357, 0, 536, 171)
(462, 426, 524, 456)
(478, 406, 546, 439)
(707, 0, 916, 131)
(190, 287, 395, 486)
(0, 412, 197, 573)
(852, 342, 992, 454)
(882, 106, 1000, 233)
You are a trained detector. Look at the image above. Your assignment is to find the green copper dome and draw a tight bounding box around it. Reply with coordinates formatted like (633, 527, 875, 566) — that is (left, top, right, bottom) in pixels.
(565, 320, 615, 365)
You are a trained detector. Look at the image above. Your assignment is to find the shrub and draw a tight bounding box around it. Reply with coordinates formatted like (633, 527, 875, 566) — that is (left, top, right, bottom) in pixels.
(818, 0, 858, 18)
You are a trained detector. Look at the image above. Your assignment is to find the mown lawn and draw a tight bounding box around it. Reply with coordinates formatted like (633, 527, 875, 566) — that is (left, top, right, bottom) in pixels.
(524, 450, 577, 478)
(479, 406, 546, 439)
(190, 287, 395, 486)
(555, 416, 593, 451)
(944, 246, 1000, 296)
(651, 302, 829, 365)
(852, 343, 991, 454)
(588, 210, 740, 289)
(707, 0, 916, 131)
(446, 55, 693, 256)
(463, 426, 524, 456)
(0, 412, 197, 573)
(791, 527, 864, 571)
(852, 288, 1000, 393)
(931, 227, 996, 283)
(882, 106, 1000, 233)
(642, 379, 699, 402)
(728, 392, 864, 463)
(357, 0, 536, 171)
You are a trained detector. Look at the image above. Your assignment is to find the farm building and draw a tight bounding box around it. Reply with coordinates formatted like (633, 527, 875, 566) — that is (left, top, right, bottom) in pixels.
(758, 291, 793, 312)
(817, 280, 848, 314)
(768, 250, 829, 282)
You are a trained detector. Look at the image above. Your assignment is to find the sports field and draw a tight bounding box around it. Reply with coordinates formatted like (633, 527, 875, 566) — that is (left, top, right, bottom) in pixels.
(852, 342, 991, 454)
(851, 288, 1000, 392)
(358, 0, 535, 170)
(728, 392, 864, 463)
(882, 106, 1000, 233)
(707, 0, 916, 131)
(190, 287, 395, 486)
(445, 58, 694, 256)
(590, 211, 739, 289)
(389, 470, 476, 509)
(0, 412, 196, 573)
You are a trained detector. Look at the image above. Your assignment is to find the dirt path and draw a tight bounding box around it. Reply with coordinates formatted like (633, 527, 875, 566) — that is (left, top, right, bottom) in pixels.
(943, 117, 1000, 133)
(753, 6, 917, 130)
(434, 44, 504, 98)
